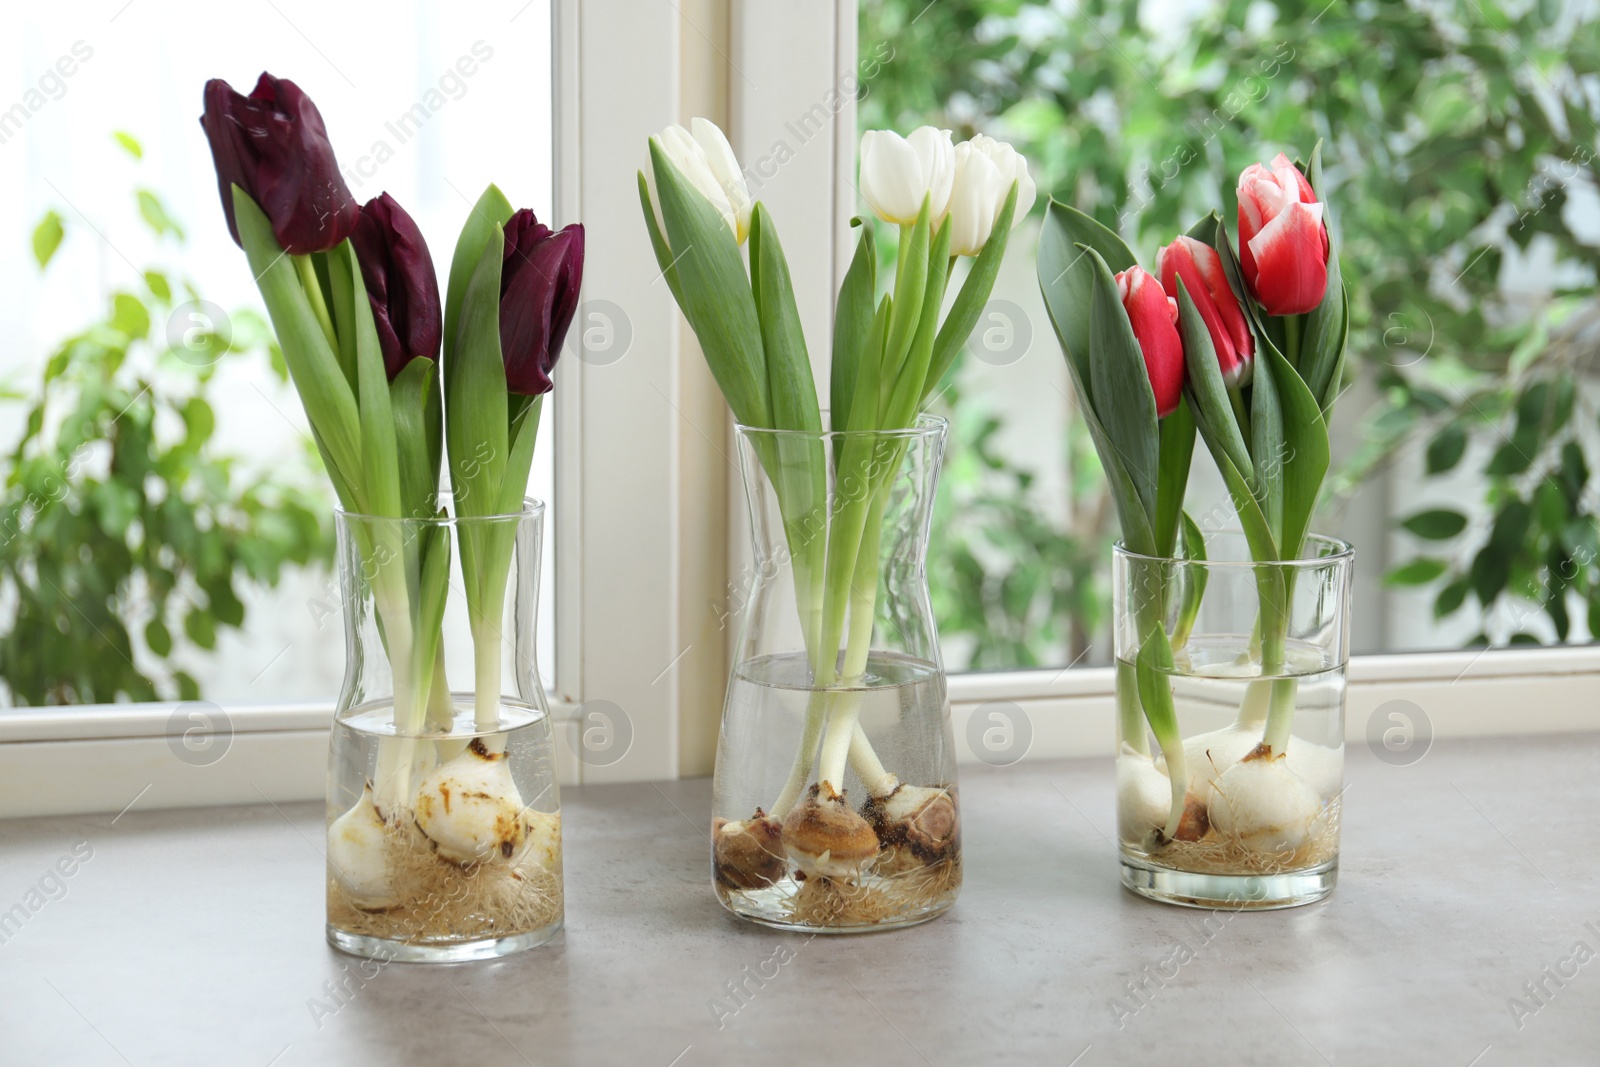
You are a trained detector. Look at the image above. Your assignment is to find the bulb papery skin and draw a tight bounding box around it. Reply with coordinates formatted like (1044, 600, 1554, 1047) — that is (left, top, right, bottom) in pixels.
(1287, 741, 1343, 799)
(1162, 725, 1262, 804)
(781, 783, 880, 880)
(862, 783, 959, 864)
(511, 810, 562, 874)
(327, 784, 399, 910)
(1116, 746, 1171, 846)
(413, 739, 532, 865)
(713, 810, 786, 889)
(1207, 755, 1322, 853)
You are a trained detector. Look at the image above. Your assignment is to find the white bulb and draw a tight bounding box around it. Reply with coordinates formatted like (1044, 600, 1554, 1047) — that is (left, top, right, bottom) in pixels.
(1116, 747, 1172, 844)
(1208, 757, 1322, 853)
(327, 784, 398, 909)
(413, 740, 531, 865)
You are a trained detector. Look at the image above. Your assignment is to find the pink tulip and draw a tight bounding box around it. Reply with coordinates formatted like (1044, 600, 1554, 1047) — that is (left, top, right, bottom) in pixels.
(1236, 153, 1329, 316)
(1116, 266, 1185, 418)
(1157, 236, 1255, 387)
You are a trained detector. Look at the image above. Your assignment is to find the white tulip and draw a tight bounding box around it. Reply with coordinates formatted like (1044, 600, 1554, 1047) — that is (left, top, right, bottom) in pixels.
(945, 135, 1037, 256)
(859, 126, 955, 226)
(648, 118, 752, 245)
(966, 134, 1037, 223)
(946, 142, 1008, 257)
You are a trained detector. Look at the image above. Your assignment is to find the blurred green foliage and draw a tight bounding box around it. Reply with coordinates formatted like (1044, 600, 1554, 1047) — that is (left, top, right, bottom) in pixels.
(0, 133, 333, 705)
(862, 0, 1600, 662)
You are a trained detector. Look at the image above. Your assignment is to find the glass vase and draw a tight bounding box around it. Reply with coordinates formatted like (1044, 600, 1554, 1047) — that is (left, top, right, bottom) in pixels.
(1113, 531, 1353, 909)
(713, 415, 960, 932)
(325, 498, 562, 961)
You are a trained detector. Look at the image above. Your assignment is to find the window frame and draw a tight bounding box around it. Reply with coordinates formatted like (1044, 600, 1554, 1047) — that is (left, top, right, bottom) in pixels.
(3, 0, 1597, 820)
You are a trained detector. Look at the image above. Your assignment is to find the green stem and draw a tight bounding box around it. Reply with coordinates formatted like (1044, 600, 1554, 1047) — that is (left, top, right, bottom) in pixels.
(294, 255, 338, 352)
(1228, 385, 1252, 444)
(816, 489, 886, 793)
(1115, 660, 1151, 757)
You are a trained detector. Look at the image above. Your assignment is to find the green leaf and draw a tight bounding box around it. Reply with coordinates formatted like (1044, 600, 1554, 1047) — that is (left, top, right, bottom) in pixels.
(232, 187, 362, 493)
(1038, 207, 1151, 552)
(144, 617, 172, 657)
(1085, 246, 1160, 529)
(1425, 423, 1469, 474)
(1385, 558, 1448, 587)
(444, 184, 514, 384)
(144, 270, 172, 303)
(648, 141, 771, 428)
(344, 242, 401, 519)
(1260, 342, 1330, 560)
(445, 225, 510, 519)
(1434, 577, 1469, 618)
(1154, 397, 1195, 558)
(926, 181, 1020, 399)
(181, 396, 215, 448)
(1401, 509, 1468, 539)
(205, 577, 245, 628)
(831, 219, 877, 434)
(183, 607, 217, 650)
(112, 131, 143, 159)
(1036, 200, 1138, 394)
(136, 189, 184, 240)
(636, 172, 685, 307)
(32, 211, 64, 270)
(1175, 281, 1252, 479)
(1250, 338, 1286, 545)
(111, 293, 151, 339)
(175, 671, 201, 702)
(390, 356, 442, 519)
(1300, 141, 1347, 407)
(749, 203, 822, 434)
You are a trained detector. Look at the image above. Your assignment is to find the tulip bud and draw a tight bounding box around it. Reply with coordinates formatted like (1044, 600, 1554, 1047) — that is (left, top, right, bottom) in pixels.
(351, 193, 442, 380)
(499, 209, 584, 397)
(859, 126, 955, 226)
(1236, 153, 1329, 316)
(199, 73, 358, 255)
(1157, 236, 1254, 387)
(945, 135, 1037, 257)
(1115, 266, 1184, 418)
(647, 119, 752, 244)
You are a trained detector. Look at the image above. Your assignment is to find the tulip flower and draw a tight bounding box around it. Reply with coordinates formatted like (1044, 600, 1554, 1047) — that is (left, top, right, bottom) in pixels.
(1157, 235, 1254, 387)
(1116, 265, 1185, 418)
(647, 119, 752, 244)
(859, 126, 955, 225)
(499, 209, 584, 397)
(945, 135, 1036, 257)
(1236, 153, 1329, 316)
(351, 193, 442, 380)
(199, 73, 358, 255)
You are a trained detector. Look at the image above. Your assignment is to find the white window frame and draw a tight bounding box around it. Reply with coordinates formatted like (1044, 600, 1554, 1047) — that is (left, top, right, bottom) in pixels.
(3, 0, 1597, 819)
(1, 0, 733, 816)
(725, 1, 1600, 767)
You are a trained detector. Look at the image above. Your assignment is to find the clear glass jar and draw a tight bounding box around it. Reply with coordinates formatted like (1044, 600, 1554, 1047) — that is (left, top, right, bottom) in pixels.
(1114, 531, 1353, 909)
(713, 415, 960, 932)
(325, 498, 561, 961)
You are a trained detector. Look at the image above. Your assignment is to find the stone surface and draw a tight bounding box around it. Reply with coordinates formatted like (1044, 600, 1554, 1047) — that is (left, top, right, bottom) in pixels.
(2, 733, 1598, 1066)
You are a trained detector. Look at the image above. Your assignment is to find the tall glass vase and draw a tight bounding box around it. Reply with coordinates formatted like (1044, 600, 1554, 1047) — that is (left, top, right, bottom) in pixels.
(324, 498, 562, 962)
(1114, 531, 1353, 909)
(713, 415, 960, 932)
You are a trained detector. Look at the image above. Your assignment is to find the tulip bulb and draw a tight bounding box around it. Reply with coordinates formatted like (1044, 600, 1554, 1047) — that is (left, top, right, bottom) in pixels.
(327, 784, 398, 910)
(1208, 752, 1322, 853)
(862, 783, 958, 864)
(713, 811, 786, 890)
(413, 739, 534, 865)
(781, 783, 880, 880)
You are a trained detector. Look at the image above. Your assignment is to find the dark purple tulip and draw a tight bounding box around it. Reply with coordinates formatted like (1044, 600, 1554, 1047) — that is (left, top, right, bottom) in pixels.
(351, 193, 442, 379)
(199, 73, 358, 255)
(499, 210, 584, 396)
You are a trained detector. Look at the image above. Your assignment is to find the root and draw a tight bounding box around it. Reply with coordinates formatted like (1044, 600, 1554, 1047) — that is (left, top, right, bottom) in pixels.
(327, 818, 563, 943)
(1139, 794, 1342, 876)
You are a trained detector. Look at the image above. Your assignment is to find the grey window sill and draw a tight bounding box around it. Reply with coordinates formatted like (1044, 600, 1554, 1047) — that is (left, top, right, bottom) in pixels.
(2, 734, 1596, 1065)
